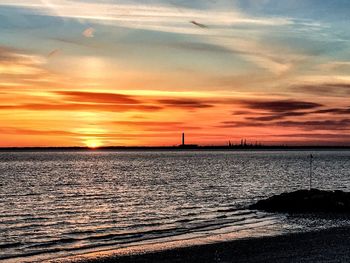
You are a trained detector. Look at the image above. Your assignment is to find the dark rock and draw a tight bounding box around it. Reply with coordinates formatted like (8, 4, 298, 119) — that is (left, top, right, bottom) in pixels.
(250, 189, 350, 213)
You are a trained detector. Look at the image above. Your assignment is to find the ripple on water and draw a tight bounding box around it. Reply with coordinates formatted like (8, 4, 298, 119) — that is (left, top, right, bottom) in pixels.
(1, 150, 350, 261)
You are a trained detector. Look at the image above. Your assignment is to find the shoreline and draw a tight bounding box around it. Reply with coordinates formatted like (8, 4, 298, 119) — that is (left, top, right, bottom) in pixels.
(50, 226, 350, 263)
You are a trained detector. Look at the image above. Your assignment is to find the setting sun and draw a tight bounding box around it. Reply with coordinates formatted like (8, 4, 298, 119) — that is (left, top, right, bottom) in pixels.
(85, 139, 101, 148)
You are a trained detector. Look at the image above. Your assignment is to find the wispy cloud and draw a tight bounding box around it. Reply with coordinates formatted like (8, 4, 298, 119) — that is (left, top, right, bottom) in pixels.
(109, 121, 201, 132)
(276, 119, 350, 131)
(0, 127, 77, 136)
(292, 82, 350, 96)
(0, 102, 161, 112)
(219, 119, 350, 131)
(0, 0, 314, 74)
(56, 91, 140, 104)
(157, 98, 214, 109)
(319, 61, 350, 71)
(0, 1, 293, 28)
(0, 46, 68, 89)
(229, 99, 326, 122)
(226, 96, 350, 124)
(0, 46, 46, 75)
(245, 111, 312, 122)
(313, 107, 350, 115)
(237, 99, 322, 112)
(0, 90, 226, 113)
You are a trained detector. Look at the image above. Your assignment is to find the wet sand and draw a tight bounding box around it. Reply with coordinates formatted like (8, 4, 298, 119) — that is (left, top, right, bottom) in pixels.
(57, 226, 350, 263)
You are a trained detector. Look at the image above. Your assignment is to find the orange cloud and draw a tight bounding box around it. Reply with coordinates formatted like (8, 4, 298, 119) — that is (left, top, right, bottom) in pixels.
(56, 91, 141, 104)
(0, 103, 161, 112)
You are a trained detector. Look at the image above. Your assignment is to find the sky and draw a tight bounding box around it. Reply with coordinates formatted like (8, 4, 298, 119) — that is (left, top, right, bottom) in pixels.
(1, 0, 350, 147)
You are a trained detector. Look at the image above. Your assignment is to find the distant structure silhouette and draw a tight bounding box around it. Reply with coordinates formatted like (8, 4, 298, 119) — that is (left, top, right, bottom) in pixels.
(178, 132, 198, 148)
(225, 139, 264, 149)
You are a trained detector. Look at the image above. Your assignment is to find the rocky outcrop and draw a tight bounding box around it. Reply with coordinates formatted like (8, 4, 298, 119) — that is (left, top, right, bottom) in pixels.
(250, 189, 350, 213)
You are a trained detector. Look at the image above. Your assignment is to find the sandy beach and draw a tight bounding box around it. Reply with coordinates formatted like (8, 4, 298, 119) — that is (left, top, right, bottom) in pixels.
(53, 226, 350, 263)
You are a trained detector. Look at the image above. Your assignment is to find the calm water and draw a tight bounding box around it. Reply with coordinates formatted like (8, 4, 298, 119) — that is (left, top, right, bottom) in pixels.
(1, 150, 350, 262)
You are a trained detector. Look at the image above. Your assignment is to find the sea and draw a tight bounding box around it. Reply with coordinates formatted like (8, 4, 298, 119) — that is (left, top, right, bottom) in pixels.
(1, 150, 350, 262)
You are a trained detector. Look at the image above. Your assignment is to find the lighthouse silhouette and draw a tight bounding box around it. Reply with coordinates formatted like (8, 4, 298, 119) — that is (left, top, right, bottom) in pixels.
(179, 133, 198, 148)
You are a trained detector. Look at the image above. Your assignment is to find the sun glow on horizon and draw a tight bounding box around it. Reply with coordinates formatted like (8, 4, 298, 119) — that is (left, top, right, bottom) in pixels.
(85, 139, 102, 148)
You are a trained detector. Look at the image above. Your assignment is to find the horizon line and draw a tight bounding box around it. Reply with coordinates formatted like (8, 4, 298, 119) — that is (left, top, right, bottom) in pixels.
(1, 145, 350, 150)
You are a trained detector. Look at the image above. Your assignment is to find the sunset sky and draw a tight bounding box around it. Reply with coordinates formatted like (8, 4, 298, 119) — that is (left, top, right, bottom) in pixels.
(1, 0, 350, 147)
